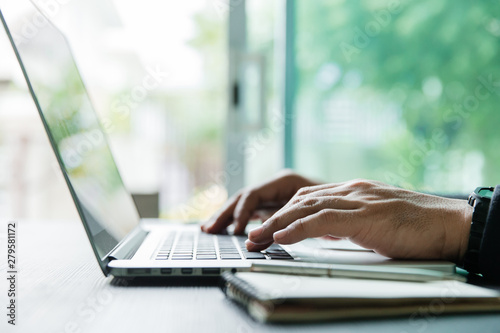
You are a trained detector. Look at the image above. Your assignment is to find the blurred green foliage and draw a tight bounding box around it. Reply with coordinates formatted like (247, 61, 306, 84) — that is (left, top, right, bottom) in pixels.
(295, 0, 500, 192)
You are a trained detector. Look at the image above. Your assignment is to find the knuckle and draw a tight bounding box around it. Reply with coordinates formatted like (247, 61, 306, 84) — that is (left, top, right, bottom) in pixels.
(291, 195, 302, 206)
(296, 186, 313, 196)
(328, 196, 342, 205)
(295, 187, 307, 196)
(238, 189, 256, 207)
(301, 197, 318, 208)
(355, 204, 371, 219)
(348, 178, 372, 189)
(294, 218, 307, 234)
(318, 209, 336, 223)
(235, 191, 254, 215)
(266, 214, 281, 227)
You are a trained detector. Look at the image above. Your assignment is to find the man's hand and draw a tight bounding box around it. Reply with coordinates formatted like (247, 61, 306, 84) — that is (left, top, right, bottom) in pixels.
(246, 179, 473, 263)
(201, 171, 320, 236)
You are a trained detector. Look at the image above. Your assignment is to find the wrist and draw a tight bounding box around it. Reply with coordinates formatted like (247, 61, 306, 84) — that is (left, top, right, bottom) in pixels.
(457, 203, 473, 263)
(440, 200, 472, 263)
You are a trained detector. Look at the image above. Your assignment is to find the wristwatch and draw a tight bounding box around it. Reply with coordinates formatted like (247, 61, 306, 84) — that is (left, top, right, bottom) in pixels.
(462, 187, 494, 273)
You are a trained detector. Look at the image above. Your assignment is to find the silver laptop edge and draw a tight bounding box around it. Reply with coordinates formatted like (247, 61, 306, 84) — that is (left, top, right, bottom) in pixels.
(0, 6, 149, 276)
(0, 5, 292, 278)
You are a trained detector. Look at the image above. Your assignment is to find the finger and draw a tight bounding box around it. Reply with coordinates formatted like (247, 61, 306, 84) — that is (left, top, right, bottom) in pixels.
(248, 196, 360, 245)
(233, 190, 260, 235)
(294, 184, 357, 201)
(245, 239, 274, 252)
(273, 209, 358, 244)
(253, 209, 278, 222)
(202, 193, 241, 234)
(255, 182, 351, 224)
(266, 183, 344, 215)
(292, 181, 348, 196)
(233, 185, 291, 235)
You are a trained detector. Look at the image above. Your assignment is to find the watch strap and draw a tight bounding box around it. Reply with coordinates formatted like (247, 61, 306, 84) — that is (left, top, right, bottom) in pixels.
(462, 189, 492, 273)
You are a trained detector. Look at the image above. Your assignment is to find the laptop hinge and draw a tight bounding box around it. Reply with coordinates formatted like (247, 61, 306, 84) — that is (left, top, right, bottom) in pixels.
(107, 225, 149, 261)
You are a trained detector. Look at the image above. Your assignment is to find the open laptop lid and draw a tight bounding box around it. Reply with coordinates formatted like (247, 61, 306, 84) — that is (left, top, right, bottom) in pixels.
(0, 5, 141, 275)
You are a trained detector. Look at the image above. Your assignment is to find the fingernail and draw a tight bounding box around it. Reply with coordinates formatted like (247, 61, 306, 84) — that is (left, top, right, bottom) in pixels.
(273, 229, 288, 241)
(248, 226, 263, 239)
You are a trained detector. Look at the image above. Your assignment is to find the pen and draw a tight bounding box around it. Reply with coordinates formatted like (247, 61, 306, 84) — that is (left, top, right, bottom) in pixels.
(250, 261, 467, 283)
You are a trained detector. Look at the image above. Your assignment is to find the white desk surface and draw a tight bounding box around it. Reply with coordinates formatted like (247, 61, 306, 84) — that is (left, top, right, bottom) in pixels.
(1, 219, 500, 333)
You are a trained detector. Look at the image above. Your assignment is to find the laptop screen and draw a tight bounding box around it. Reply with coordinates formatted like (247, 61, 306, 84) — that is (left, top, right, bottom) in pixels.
(1, 7, 140, 261)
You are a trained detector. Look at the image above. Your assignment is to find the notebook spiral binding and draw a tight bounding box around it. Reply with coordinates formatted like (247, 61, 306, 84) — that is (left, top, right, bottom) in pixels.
(221, 271, 259, 304)
(220, 271, 275, 320)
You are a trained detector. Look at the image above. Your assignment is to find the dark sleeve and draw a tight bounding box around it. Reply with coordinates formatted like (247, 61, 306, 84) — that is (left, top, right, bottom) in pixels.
(478, 185, 500, 281)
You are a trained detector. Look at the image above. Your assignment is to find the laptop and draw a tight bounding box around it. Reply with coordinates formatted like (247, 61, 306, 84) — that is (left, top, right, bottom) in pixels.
(0, 6, 299, 278)
(0, 5, 455, 279)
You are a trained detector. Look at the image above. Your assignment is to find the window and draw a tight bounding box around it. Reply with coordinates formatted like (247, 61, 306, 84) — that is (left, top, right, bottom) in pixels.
(0, 0, 229, 219)
(293, 0, 500, 193)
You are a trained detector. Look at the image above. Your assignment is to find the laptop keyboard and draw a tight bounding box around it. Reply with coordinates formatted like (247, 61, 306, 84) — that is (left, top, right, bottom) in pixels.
(154, 232, 293, 261)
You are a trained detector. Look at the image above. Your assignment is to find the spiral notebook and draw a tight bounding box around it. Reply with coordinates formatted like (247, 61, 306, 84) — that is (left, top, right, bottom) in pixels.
(220, 271, 500, 323)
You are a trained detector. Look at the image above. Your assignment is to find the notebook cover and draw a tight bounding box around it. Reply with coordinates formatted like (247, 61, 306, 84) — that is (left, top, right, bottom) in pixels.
(221, 271, 500, 323)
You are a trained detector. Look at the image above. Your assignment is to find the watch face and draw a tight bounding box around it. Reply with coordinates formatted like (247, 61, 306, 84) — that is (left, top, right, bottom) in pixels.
(478, 188, 494, 199)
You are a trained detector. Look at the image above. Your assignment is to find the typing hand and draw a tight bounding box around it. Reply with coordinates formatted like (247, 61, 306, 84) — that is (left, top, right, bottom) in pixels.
(201, 171, 320, 236)
(246, 179, 473, 263)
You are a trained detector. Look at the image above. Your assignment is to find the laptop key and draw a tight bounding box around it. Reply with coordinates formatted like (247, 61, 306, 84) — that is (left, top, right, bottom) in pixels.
(265, 249, 288, 255)
(242, 252, 266, 259)
(156, 254, 170, 258)
(196, 254, 217, 260)
(172, 257, 193, 260)
(267, 253, 293, 260)
(220, 253, 241, 260)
